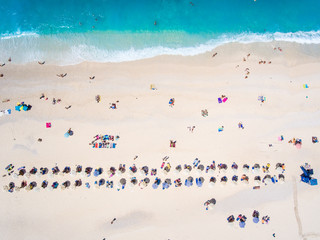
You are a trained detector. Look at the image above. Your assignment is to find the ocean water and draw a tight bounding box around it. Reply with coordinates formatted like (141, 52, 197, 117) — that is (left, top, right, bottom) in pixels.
(0, 0, 320, 65)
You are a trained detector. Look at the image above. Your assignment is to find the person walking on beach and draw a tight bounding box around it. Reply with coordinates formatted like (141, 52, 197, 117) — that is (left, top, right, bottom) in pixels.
(111, 218, 116, 224)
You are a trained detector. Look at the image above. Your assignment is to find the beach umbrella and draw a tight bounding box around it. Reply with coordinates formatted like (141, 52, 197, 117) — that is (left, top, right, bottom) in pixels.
(183, 165, 192, 174)
(165, 178, 171, 184)
(75, 179, 82, 187)
(185, 177, 193, 187)
(197, 165, 204, 174)
(243, 164, 250, 172)
(175, 165, 182, 173)
(76, 165, 82, 173)
(120, 178, 126, 189)
(19, 168, 26, 176)
(144, 178, 150, 184)
(130, 178, 138, 186)
(63, 181, 71, 188)
(41, 180, 48, 189)
(9, 182, 15, 189)
(239, 221, 246, 228)
(63, 166, 71, 174)
(118, 165, 126, 174)
(232, 175, 238, 183)
(253, 217, 259, 223)
(162, 182, 169, 190)
(232, 162, 238, 171)
(52, 182, 59, 189)
(85, 167, 92, 176)
(30, 167, 38, 174)
(141, 166, 149, 175)
(196, 177, 204, 187)
(94, 168, 103, 177)
(98, 179, 105, 186)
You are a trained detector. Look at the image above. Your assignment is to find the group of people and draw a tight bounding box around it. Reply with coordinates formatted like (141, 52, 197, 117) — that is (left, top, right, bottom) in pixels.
(227, 210, 270, 228)
(89, 134, 120, 148)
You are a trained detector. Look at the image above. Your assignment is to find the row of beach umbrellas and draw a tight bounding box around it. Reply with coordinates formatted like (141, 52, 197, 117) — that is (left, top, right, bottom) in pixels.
(4, 173, 285, 193)
(6, 162, 286, 179)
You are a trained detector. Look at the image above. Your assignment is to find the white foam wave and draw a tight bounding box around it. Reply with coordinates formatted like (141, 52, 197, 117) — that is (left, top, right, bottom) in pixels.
(0, 30, 39, 40)
(0, 30, 319, 65)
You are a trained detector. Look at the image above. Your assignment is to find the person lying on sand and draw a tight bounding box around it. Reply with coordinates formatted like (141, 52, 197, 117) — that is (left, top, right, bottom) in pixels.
(38, 61, 45, 65)
(111, 218, 116, 224)
(65, 105, 72, 109)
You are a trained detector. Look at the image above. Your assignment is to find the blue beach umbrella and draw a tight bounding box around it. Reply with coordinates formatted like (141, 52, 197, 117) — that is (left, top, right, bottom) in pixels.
(253, 217, 259, 223)
(239, 221, 246, 228)
(162, 182, 169, 189)
(152, 183, 159, 189)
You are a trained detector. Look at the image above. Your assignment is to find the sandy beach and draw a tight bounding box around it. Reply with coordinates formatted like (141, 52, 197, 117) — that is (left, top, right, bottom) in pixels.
(1, 41, 320, 240)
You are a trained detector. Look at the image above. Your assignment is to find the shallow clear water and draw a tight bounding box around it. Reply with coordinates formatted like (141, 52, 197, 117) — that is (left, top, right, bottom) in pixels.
(1, 0, 320, 64)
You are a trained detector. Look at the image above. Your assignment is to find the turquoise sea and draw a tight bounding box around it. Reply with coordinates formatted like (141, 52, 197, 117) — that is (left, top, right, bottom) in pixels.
(1, 0, 320, 65)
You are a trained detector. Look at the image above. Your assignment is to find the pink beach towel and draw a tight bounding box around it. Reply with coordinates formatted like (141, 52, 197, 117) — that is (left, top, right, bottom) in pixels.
(46, 122, 51, 128)
(222, 97, 228, 103)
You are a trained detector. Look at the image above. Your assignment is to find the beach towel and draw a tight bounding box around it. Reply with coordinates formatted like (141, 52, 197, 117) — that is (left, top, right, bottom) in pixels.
(64, 132, 70, 138)
(99, 143, 102, 148)
(222, 97, 228, 103)
(218, 98, 222, 103)
(46, 122, 51, 128)
(112, 143, 116, 148)
(303, 84, 309, 88)
(218, 127, 224, 132)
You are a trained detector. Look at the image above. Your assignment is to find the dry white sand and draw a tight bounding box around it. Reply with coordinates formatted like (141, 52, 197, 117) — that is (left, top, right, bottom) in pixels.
(0, 41, 320, 240)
